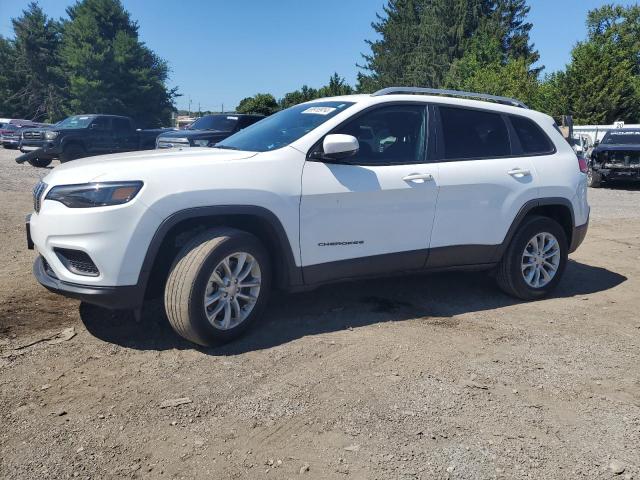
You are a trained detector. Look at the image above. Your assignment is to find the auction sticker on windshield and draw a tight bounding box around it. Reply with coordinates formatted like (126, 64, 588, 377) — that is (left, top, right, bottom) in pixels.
(302, 107, 336, 115)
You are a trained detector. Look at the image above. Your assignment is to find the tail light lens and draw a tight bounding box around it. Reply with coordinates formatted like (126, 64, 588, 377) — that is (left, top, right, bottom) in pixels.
(577, 156, 589, 174)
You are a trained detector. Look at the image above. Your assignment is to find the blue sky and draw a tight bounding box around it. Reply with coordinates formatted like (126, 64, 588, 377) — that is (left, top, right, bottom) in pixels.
(0, 0, 637, 111)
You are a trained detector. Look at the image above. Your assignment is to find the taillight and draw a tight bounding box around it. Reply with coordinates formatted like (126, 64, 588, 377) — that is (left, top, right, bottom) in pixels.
(577, 156, 589, 173)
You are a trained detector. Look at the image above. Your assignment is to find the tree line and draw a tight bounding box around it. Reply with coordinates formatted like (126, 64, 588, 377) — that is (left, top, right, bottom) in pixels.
(238, 1, 640, 125)
(1, 1, 638, 126)
(0, 0, 176, 127)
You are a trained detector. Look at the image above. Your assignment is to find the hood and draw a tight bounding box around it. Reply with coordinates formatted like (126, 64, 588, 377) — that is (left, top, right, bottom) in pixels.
(42, 147, 258, 185)
(158, 129, 229, 139)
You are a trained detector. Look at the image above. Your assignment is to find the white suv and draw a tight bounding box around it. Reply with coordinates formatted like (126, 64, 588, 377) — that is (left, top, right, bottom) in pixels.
(27, 88, 590, 346)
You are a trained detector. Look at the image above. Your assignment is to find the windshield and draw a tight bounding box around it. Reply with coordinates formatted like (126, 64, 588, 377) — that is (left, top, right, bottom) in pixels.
(215, 101, 354, 152)
(56, 115, 94, 129)
(189, 115, 238, 131)
(602, 130, 640, 145)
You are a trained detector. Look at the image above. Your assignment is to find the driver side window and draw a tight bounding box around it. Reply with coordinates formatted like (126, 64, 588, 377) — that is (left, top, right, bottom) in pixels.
(333, 105, 428, 165)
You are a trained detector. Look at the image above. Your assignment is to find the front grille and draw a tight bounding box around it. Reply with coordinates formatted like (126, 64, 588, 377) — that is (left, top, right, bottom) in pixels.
(33, 181, 47, 213)
(23, 131, 43, 140)
(54, 248, 100, 277)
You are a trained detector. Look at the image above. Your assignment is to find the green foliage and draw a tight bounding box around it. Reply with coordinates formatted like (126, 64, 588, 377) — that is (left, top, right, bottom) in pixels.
(358, 0, 539, 91)
(559, 5, 640, 124)
(60, 0, 176, 127)
(0, 3, 66, 121)
(240, 74, 354, 113)
(236, 93, 279, 115)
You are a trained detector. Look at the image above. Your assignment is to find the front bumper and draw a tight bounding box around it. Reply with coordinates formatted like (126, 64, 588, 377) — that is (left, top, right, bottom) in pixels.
(34, 255, 144, 309)
(596, 167, 640, 181)
(20, 140, 60, 157)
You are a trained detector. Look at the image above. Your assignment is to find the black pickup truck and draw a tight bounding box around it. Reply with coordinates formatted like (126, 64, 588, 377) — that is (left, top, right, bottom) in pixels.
(16, 114, 168, 167)
(588, 128, 640, 187)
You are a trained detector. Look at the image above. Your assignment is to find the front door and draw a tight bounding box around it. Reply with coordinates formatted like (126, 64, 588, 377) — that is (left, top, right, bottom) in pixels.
(300, 104, 439, 284)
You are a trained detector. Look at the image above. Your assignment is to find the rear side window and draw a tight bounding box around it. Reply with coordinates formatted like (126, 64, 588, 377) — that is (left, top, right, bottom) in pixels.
(439, 106, 510, 160)
(113, 118, 130, 132)
(510, 115, 554, 155)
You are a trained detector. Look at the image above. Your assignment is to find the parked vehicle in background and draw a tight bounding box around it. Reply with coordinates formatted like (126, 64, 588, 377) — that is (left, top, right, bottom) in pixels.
(16, 114, 169, 167)
(587, 128, 640, 187)
(27, 88, 589, 346)
(1, 120, 48, 148)
(571, 133, 592, 156)
(155, 114, 264, 149)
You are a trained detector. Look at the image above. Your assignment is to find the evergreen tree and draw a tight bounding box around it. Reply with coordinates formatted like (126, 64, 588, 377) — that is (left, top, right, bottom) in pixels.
(317, 73, 353, 97)
(357, 0, 423, 91)
(1, 3, 65, 121)
(60, 0, 176, 127)
(0, 36, 20, 117)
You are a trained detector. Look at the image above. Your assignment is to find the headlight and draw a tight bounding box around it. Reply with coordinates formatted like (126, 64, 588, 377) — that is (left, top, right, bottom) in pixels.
(45, 181, 143, 208)
(44, 131, 59, 140)
(192, 139, 210, 147)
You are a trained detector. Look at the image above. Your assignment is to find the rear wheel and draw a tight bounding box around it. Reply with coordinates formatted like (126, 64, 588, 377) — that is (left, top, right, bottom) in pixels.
(27, 157, 52, 168)
(60, 143, 85, 162)
(164, 228, 271, 346)
(496, 215, 568, 300)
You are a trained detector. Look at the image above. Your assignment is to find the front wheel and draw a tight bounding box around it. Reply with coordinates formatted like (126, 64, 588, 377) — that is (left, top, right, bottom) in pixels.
(496, 216, 568, 300)
(587, 166, 602, 188)
(60, 143, 85, 162)
(164, 228, 271, 346)
(27, 157, 52, 168)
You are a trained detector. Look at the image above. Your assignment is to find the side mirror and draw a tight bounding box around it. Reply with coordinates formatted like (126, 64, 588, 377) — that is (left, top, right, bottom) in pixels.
(594, 140, 600, 147)
(321, 134, 359, 161)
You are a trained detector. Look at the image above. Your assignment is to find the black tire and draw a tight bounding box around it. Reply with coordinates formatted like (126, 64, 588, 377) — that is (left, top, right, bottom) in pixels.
(27, 157, 52, 168)
(60, 143, 85, 162)
(164, 228, 271, 346)
(587, 166, 602, 188)
(496, 215, 568, 300)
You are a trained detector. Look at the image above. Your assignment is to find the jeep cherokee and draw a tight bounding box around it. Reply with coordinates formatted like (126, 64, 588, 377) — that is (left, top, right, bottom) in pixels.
(27, 87, 590, 346)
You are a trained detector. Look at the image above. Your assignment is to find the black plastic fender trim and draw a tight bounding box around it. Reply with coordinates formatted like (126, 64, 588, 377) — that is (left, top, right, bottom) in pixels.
(137, 205, 303, 295)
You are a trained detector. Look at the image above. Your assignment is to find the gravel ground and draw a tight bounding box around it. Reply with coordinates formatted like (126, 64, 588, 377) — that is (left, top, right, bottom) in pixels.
(0, 147, 639, 479)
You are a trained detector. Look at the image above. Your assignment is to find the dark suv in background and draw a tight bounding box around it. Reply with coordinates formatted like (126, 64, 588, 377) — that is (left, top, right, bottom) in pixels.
(155, 114, 263, 149)
(588, 128, 640, 187)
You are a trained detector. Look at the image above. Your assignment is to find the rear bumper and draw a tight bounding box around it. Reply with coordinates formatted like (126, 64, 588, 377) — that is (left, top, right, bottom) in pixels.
(569, 217, 589, 253)
(33, 256, 144, 310)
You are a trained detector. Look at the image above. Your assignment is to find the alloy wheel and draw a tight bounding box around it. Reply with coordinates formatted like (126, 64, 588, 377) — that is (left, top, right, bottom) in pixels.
(521, 232, 561, 289)
(203, 252, 262, 330)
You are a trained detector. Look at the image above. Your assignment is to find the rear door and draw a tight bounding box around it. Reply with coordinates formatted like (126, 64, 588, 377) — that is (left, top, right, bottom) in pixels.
(112, 117, 138, 152)
(300, 103, 439, 283)
(87, 116, 112, 154)
(427, 105, 540, 267)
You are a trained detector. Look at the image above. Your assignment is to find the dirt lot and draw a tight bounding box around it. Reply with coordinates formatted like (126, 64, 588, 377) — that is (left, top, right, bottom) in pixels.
(1, 147, 638, 480)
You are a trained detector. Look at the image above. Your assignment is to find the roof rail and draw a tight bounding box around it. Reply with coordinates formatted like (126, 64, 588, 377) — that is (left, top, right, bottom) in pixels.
(371, 87, 529, 109)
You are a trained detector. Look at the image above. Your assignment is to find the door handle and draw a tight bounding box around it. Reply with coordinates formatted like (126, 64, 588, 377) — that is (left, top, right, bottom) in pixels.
(403, 173, 434, 182)
(507, 168, 531, 177)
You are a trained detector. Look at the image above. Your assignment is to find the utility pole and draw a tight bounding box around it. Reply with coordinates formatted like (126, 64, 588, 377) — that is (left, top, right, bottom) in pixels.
(198, 102, 201, 117)
(221, 103, 224, 114)
(188, 96, 192, 116)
